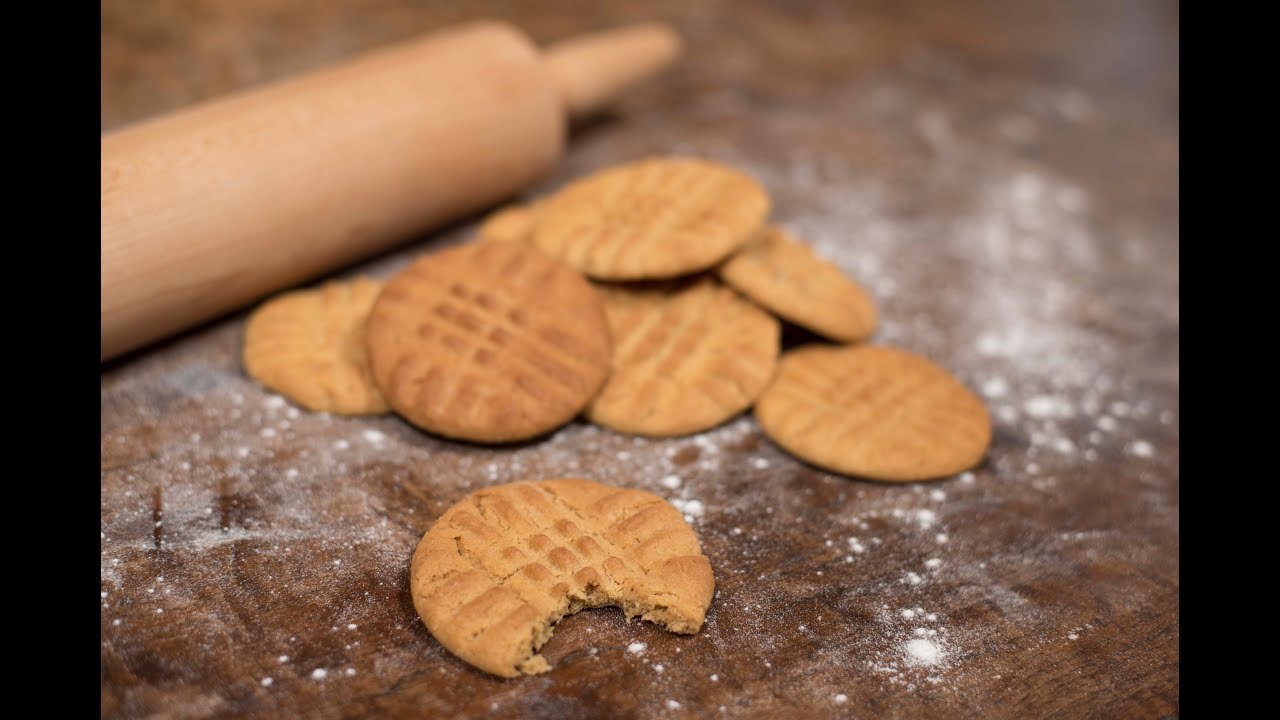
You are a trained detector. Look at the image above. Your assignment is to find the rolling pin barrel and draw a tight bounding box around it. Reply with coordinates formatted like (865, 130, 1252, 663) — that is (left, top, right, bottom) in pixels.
(101, 21, 680, 362)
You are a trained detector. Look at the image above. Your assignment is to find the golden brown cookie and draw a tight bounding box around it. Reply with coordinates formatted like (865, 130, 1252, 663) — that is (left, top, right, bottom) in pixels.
(532, 156, 770, 280)
(410, 478, 715, 678)
(242, 277, 388, 415)
(587, 278, 779, 436)
(478, 201, 540, 244)
(365, 242, 611, 443)
(717, 225, 878, 342)
(755, 345, 990, 481)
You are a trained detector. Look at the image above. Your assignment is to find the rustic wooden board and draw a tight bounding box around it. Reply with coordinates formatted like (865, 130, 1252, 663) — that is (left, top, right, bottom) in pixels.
(101, 1, 1179, 717)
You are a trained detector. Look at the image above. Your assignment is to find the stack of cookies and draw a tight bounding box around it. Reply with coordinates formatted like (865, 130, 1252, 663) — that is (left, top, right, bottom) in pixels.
(243, 155, 990, 482)
(241, 155, 995, 677)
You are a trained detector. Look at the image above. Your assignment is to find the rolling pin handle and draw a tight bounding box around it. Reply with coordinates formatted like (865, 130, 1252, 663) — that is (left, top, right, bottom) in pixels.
(543, 22, 683, 119)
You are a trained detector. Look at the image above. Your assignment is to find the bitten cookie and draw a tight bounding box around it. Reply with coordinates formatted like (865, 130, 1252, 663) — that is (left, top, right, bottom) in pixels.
(532, 156, 769, 280)
(365, 242, 611, 443)
(242, 277, 388, 415)
(717, 225, 878, 342)
(586, 277, 779, 436)
(410, 478, 715, 677)
(755, 344, 991, 481)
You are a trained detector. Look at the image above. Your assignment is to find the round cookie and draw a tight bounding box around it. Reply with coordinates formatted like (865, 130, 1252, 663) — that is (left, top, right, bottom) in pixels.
(717, 225, 878, 342)
(242, 277, 388, 415)
(410, 478, 715, 678)
(478, 200, 540, 244)
(365, 242, 611, 443)
(755, 344, 990, 481)
(532, 156, 770, 280)
(587, 277, 779, 437)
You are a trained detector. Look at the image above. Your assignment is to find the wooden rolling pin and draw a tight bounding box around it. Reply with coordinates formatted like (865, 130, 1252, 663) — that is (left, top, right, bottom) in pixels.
(101, 21, 681, 362)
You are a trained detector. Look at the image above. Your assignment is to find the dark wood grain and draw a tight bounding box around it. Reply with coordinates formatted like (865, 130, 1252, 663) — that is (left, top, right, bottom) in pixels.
(101, 1, 1179, 718)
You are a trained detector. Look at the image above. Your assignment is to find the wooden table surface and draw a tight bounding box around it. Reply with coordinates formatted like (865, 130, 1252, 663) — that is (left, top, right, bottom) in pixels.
(100, 1, 1179, 717)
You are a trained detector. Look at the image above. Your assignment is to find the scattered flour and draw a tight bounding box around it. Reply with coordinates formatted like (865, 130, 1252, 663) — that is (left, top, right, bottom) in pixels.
(1024, 395, 1073, 419)
(981, 377, 1009, 398)
(904, 638, 943, 667)
(671, 498, 705, 519)
(1128, 440, 1155, 458)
